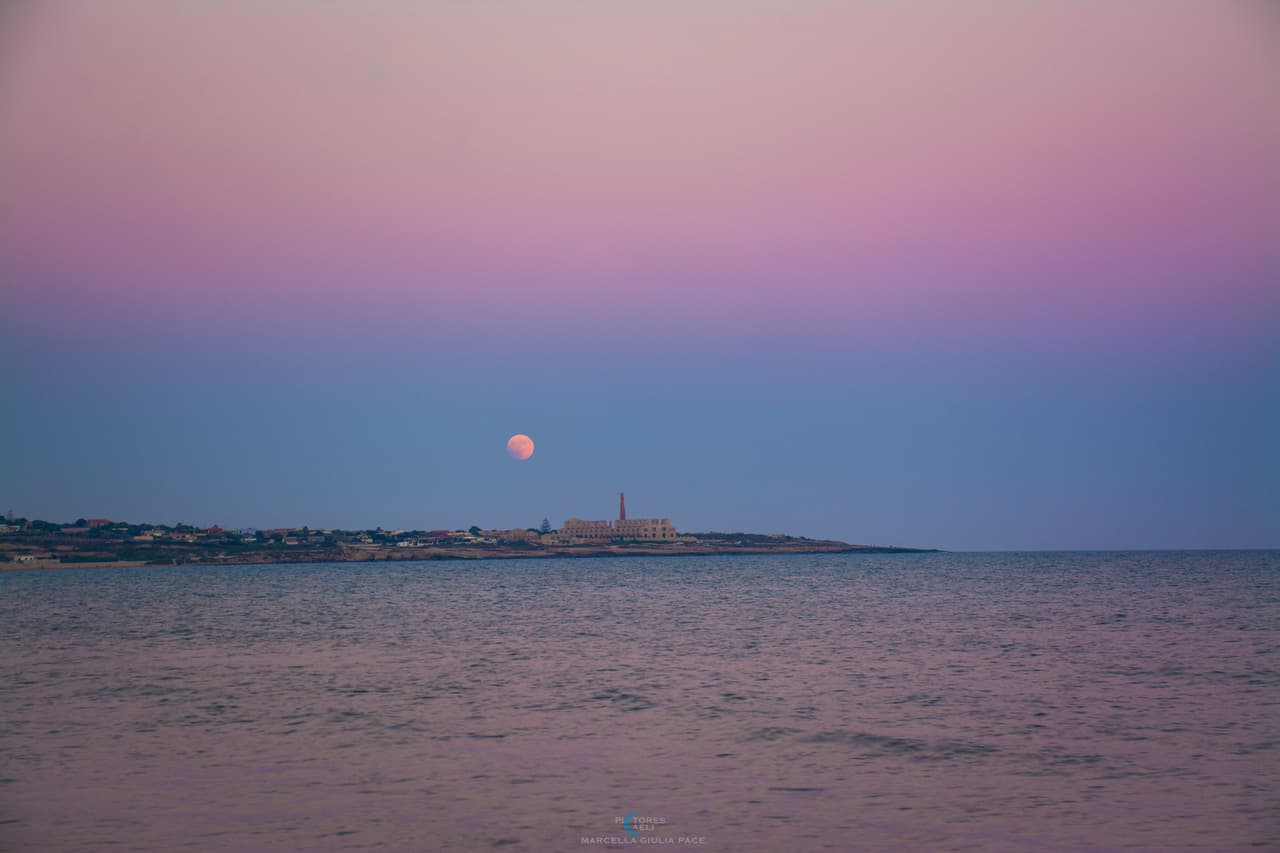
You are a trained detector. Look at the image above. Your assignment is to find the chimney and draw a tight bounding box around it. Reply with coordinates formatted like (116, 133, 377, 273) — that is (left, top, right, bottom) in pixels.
(619, 492, 626, 522)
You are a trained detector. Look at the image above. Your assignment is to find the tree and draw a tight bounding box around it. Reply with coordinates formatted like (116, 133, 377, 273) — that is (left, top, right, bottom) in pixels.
(540, 517, 552, 534)
(469, 526, 481, 536)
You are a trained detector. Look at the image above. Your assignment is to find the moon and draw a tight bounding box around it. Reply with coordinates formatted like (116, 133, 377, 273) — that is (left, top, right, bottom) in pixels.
(506, 434, 535, 461)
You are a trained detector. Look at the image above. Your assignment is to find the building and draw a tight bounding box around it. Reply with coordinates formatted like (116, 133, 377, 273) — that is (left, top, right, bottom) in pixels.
(549, 493, 680, 544)
(481, 528, 541, 544)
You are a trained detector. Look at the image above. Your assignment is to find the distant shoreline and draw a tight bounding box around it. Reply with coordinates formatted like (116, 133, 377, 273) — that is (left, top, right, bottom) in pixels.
(2, 542, 939, 572)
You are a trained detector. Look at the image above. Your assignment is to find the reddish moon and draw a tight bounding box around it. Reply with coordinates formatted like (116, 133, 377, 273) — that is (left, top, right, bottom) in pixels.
(506, 434, 535, 461)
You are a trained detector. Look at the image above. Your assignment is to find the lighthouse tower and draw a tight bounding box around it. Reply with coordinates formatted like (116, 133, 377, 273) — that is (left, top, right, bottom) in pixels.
(619, 492, 626, 522)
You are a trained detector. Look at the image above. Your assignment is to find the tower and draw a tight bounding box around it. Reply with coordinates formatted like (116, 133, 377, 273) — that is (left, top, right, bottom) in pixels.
(619, 492, 626, 522)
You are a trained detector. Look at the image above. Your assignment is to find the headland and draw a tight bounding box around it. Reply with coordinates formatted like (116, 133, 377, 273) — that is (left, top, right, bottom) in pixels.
(0, 515, 935, 571)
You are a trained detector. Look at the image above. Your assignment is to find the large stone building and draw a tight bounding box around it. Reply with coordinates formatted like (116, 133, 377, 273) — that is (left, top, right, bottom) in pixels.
(549, 493, 679, 544)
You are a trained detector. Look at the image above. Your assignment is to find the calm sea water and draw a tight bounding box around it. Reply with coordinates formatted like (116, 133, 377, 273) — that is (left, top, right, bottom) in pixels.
(1, 551, 1276, 852)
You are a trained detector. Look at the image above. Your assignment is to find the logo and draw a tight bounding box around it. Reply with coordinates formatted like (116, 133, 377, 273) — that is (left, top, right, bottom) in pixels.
(617, 812, 665, 836)
(579, 811, 706, 846)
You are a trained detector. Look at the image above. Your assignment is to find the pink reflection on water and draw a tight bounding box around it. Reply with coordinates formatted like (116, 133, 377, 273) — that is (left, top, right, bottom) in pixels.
(1, 552, 1276, 850)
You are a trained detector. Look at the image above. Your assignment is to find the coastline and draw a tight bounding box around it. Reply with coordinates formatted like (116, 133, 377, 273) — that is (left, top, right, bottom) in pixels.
(1, 542, 938, 572)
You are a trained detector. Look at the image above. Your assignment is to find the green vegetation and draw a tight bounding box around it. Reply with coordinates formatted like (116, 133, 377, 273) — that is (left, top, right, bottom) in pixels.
(689, 532, 801, 543)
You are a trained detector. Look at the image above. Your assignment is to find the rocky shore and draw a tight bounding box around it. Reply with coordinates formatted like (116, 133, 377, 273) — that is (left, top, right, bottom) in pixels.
(3, 529, 936, 571)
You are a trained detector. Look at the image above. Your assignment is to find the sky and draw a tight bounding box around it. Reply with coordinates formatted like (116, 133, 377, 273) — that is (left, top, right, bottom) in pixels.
(1, 1, 1277, 550)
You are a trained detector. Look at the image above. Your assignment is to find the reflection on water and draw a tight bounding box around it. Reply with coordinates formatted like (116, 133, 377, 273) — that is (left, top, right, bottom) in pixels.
(2, 551, 1277, 851)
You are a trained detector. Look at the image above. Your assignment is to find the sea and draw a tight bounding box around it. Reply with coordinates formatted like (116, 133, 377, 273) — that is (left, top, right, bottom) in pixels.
(1, 551, 1276, 852)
